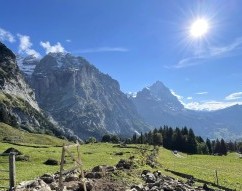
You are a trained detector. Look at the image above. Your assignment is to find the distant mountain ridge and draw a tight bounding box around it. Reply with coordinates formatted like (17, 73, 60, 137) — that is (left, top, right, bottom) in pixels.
(13, 47, 242, 140)
(131, 81, 242, 140)
(31, 52, 150, 139)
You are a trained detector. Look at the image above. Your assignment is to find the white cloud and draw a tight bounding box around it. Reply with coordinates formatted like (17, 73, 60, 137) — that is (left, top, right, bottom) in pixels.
(184, 101, 242, 111)
(225, 92, 242, 100)
(66, 39, 71, 43)
(17, 34, 40, 58)
(196, 92, 208, 95)
(40, 41, 65, 54)
(169, 89, 242, 111)
(0, 28, 15, 43)
(172, 37, 242, 69)
(74, 47, 129, 53)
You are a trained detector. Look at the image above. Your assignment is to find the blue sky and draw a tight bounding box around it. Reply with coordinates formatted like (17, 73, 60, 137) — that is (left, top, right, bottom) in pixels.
(1, 0, 242, 110)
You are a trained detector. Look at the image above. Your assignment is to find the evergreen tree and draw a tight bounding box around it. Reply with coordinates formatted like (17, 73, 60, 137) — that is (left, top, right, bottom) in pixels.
(187, 128, 197, 154)
(214, 139, 221, 154)
(140, 132, 144, 144)
(172, 128, 183, 151)
(206, 138, 212, 154)
(181, 126, 188, 136)
(211, 140, 216, 154)
(220, 139, 227, 155)
(147, 131, 153, 145)
(153, 133, 163, 146)
(227, 141, 235, 152)
(101, 134, 111, 142)
(110, 135, 119, 143)
(197, 142, 209, 154)
(132, 133, 137, 144)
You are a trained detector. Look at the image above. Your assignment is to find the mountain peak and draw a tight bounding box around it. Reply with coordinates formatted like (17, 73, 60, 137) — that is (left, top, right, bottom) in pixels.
(150, 80, 165, 88)
(132, 81, 184, 117)
(47, 52, 68, 58)
(0, 41, 15, 61)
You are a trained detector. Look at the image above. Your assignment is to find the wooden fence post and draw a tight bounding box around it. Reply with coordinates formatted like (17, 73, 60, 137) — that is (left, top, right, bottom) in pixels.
(215, 170, 219, 186)
(9, 153, 15, 191)
(59, 144, 66, 191)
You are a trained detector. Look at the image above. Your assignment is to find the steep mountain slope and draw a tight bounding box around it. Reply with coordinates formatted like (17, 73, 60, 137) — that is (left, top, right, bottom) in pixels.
(130, 81, 185, 126)
(131, 81, 242, 139)
(32, 53, 150, 139)
(17, 54, 39, 76)
(0, 42, 73, 139)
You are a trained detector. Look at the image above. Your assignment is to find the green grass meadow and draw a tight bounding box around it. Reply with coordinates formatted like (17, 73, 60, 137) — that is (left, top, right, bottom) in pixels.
(0, 125, 242, 190)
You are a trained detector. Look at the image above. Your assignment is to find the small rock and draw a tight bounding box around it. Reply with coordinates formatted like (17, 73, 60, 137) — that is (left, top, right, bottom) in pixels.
(65, 174, 79, 182)
(43, 158, 59, 165)
(85, 172, 95, 179)
(49, 182, 58, 190)
(92, 165, 106, 172)
(40, 173, 55, 184)
(16, 155, 30, 161)
(131, 184, 143, 191)
(78, 181, 93, 191)
(145, 172, 156, 183)
(116, 159, 133, 169)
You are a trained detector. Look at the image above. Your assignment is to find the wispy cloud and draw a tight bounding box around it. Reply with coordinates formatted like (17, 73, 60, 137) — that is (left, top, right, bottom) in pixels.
(170, 89, 242, 111)
(196, 91, 208, 95)
(225, 92, 242, 100)
(74, 47, 129, 54)
(17, 34, 40, 58)
(40, 41, 65, 54)
(0, 27, 15, 43)
(66, 39, 71, 43)
(173, 37, 242, 69)
(209, 37, 242, 57)
(173, 56, 206, 69)
(184, 101, 242, 111)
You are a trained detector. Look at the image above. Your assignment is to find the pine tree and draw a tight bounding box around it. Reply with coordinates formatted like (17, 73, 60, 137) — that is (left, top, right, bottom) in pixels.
(140, 132, 144, 144)
(153, 133, 163, 146)
(187, 128, 197, 154)
(132, 133, 137, 144)
(214, 139, 221, 154)
(206, 138, 212, 154)
(220, 139, 227, 155)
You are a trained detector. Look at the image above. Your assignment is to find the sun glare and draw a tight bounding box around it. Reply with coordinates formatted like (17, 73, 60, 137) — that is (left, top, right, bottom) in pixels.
(190, 18, 209, 38)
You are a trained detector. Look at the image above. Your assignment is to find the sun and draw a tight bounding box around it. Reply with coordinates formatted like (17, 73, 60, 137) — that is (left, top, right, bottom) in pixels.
(190, 18, 209, 38)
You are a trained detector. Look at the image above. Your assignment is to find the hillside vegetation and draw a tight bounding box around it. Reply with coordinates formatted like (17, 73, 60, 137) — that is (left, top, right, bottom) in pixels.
(0, 122, 69, 146)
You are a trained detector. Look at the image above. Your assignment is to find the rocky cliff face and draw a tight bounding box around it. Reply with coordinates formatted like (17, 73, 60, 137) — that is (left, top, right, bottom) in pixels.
(32, 53, 149, 139)
(130, 81, 185, 126)
(0, 42, 73, 138)
(16, 54, 39, 85)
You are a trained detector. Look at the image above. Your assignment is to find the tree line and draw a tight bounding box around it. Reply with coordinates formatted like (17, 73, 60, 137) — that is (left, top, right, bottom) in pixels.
(100, 125, 242, 155)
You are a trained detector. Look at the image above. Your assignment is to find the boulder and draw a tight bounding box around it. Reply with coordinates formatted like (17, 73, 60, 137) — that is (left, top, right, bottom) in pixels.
(16, 155, 30, 161)
(65, 174, 79, 182)
(43, 158, 59, 165)
(40, 173, 55, 184)
(116, 159, 133, 169)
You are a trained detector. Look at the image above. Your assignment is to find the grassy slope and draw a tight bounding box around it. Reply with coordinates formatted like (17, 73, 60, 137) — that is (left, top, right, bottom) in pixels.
(0, 141, 242, 190)
(158, 148, 242, 190)
(0, 123, 69, 146)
